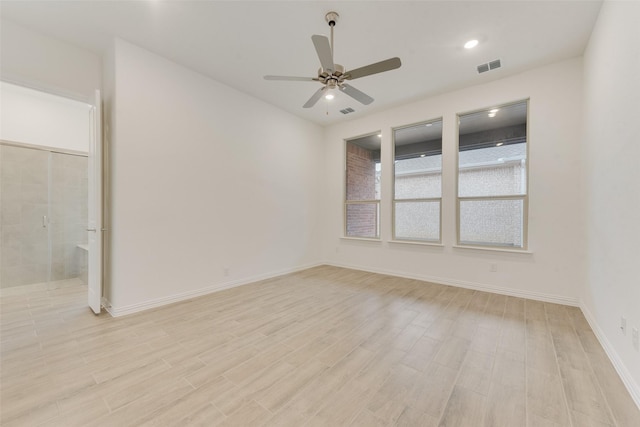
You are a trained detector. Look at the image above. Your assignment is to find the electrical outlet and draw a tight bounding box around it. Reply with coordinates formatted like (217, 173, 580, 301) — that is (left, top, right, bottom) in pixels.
(621, 317, 627, 334)
(633, 328, 639, 351)
(490, 263, 498, 272)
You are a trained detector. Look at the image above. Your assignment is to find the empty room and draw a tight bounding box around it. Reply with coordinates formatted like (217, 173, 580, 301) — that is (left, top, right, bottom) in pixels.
(1, 1, 639, 426)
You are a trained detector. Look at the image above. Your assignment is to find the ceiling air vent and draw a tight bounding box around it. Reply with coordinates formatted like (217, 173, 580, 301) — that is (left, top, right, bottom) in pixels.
(340, 107, 355, 115)
(477, 59, 502, 74)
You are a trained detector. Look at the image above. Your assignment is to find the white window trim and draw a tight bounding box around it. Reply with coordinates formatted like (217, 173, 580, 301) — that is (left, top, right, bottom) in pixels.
(391, 118, 443, 244)
(344, 132, 382, 240)
(455, 99, 530, 250)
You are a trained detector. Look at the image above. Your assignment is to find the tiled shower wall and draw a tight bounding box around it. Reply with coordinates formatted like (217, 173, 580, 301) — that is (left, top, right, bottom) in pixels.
(0, 144, 87, 289)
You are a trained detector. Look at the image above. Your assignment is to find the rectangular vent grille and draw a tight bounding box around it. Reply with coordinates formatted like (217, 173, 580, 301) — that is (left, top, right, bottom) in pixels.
(477, 59, 502, 74)
(340, 107, 355, 115)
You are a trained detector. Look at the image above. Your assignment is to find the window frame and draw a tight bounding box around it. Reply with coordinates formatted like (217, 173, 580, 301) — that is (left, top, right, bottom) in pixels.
(343, 131, 382, 240)
(391, 118, 443, 244)
(455, 99, 530, 250)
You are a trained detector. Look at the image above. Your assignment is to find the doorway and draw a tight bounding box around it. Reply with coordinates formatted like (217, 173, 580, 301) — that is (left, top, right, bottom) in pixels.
(0, 81, 101, 313)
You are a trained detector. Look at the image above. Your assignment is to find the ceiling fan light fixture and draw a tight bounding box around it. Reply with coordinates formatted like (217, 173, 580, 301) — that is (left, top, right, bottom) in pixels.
(464, 39, 479, 49)
(325, 93, 335, 100)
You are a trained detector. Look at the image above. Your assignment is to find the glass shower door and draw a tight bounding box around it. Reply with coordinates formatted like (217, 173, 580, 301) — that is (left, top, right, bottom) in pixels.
(0, 144, 88, 293)
(50, 152, 89, 287)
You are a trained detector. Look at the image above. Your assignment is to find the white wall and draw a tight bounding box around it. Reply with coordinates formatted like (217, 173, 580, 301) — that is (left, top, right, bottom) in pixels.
(323, 58, 585, 304)
(0, 20, 101, 102)
(0, 81, 90, 152)
(582, 0, 640, 402)
(106, 39, 325, 313)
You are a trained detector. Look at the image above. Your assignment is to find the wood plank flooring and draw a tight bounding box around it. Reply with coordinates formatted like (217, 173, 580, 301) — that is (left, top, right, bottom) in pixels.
(1, 265, 639, 426)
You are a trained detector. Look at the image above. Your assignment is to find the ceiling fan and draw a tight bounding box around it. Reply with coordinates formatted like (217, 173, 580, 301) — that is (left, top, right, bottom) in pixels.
(264, 11, 402, 109)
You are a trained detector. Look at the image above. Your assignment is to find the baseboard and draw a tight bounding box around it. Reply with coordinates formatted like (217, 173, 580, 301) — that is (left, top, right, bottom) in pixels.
(103, 260, 578, 315)
(580, 302, 640, 409)
(101, 262, 323, 317)
(324, 261, 579, 306)
(98, 260, 638, 409)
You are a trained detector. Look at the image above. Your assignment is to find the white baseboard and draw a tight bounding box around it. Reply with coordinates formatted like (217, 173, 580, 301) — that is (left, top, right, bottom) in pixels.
(101, 262, 323, 317)
(98, 260, 638, 410)
(323, 261, 637, 408)
(580, 302, 640, 409)
(324, 261, 579, 306)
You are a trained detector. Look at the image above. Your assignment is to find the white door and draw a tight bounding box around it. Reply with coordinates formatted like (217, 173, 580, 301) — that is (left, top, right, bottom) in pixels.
(88, 90, 103, 314)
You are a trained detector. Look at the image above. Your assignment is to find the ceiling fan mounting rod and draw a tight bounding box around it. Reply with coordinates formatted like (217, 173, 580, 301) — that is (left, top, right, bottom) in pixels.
(325, 11, 339, 63)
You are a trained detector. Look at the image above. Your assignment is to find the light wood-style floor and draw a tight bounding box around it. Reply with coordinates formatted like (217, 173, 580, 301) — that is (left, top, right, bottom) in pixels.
(1, 266, 639, 426)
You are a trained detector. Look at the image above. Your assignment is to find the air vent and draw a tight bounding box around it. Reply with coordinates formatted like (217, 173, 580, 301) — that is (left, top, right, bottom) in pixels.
(340, 107, 355, 115)
(477, 59, 502, 74)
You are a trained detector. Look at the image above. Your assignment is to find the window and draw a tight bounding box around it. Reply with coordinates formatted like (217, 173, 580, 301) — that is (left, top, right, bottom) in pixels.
(393, 119, 443, 242)
(457, 100, 528, 249)
(345, 133, 381, 238)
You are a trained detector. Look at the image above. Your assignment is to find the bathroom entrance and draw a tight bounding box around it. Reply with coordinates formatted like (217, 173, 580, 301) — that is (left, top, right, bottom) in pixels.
(0, 82, 102, 313)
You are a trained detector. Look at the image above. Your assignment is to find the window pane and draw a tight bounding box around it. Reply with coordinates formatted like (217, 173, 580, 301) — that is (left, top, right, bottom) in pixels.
(346, 135, 381, 201)
(458, 144, 526, 197)
(394, 120, 442, 199)
(394, 201, 440, 241)
(458, 101, 527, 197)
(346, 203, 379, 238)
(459, 199, 524, 247)
(395, 156, 442, 199)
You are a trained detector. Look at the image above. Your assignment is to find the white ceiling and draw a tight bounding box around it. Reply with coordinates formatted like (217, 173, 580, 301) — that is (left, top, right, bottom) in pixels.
(0, 1, 603, 126)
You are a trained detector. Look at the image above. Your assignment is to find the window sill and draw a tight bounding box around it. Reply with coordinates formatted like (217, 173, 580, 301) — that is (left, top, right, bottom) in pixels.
(340, 237, 382, 243)
(389, 240, 444, 247)
(453, 244, 532, 254)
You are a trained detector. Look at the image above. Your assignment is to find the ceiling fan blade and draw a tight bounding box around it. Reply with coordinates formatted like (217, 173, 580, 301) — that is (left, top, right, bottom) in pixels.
(264, 75, 317, 82)
(311, 35, 334, 73)
(345, 57, 402, 80)
(340, 84, 374, 105)
(303, 87, 326, 108)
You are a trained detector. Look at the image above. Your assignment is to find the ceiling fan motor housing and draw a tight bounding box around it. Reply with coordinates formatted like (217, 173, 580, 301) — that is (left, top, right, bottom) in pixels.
(318, 63, 346, 88)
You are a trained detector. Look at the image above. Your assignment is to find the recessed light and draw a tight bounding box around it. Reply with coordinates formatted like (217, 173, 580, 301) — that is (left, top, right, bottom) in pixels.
(489, 108, 499, 113)
(464, 39, 479, 49)
(377, 134, 382, 138)
(325, 93, 334, 100)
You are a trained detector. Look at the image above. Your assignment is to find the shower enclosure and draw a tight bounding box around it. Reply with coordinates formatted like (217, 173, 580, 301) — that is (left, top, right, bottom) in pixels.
(0, 143, 88, 293)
